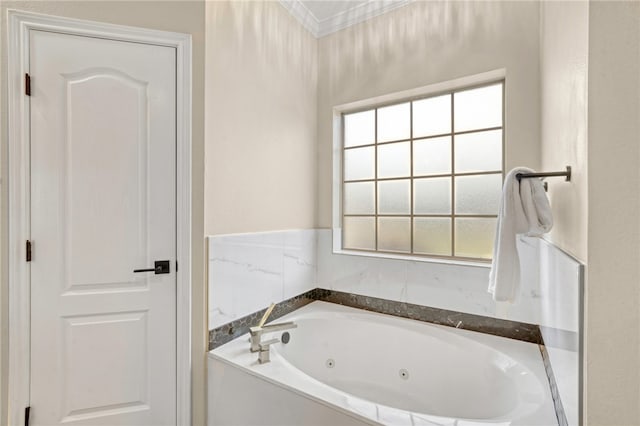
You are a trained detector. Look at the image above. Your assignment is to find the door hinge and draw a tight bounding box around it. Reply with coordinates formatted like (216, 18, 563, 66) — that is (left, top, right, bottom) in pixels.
(25, 406, 31, 426)
(26, 240, 32, 262)
(25, 73, 31, 96)
(176, 260, 178, 272)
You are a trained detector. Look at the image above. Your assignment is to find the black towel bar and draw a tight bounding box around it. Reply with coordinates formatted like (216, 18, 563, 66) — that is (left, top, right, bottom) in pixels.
(516, 166, 572, 182)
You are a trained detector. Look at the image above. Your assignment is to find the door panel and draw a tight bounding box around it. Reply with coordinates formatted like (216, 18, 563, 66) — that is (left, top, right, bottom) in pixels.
(29, 30, 176, 425)
(64, 69, 149, 292)
(62, 312, 148, 421)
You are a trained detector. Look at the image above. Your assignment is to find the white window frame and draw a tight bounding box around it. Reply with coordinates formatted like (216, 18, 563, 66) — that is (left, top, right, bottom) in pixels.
(7, 10, 193, 425)
(332, 69, 506, 267)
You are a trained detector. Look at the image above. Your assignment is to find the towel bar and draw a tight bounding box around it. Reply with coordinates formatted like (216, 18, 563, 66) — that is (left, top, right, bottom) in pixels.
(516, 166, 571, 182)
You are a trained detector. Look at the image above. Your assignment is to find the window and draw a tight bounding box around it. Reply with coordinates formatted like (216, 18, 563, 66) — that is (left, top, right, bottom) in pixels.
(341, 81, 504, 261)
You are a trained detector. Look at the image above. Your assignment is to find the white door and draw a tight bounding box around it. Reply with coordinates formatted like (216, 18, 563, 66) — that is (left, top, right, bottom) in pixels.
(29, 29, 177, 425)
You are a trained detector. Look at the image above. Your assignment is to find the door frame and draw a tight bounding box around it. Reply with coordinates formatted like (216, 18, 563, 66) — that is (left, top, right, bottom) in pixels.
(7, 10, 193, 426)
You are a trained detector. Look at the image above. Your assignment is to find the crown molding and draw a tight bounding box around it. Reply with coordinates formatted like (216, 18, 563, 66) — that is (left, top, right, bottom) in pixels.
(278, 0, 320, 37)
(279, 0, 412, 38)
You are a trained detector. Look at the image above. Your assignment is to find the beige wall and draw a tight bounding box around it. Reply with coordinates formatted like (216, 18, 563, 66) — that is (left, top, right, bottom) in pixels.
(204, 1, 317, 236)
(540, 1, 589, 264)
(317, 0, 541, 227)
(539, 3, 588, 424)
(0, 1, 207, 424)
(586, 1, 640, 424)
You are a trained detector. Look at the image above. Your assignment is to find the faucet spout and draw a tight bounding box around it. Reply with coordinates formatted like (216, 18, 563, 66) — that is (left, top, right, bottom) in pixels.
(249, 320, 297, 353)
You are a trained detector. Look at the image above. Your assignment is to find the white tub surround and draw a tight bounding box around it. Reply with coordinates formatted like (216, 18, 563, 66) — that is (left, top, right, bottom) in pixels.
(208, 229, 582, 425)
(209, 302, 557, 426)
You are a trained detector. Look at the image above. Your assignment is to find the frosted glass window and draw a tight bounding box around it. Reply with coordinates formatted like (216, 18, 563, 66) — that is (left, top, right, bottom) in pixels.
(344, 146, 375, 181)
(413, 95, 451, 137)
(455, 130, 502, 173)
(378, 180, 410, 215)
(414, 218, 452, 256)
(414, 178, 451, 214)
(343, 217, 376, 250)
(340, 79, 503, 261)
(454, 218, 496, 259)
(413, 137, 451, 176)
(344, 110, 375, 148)
(454, 84, 502, 132)
(455, 174, 502, 215)
(344, 182, 375, 214)
(378, 142, 410, 178)
(378, 103, 410, 142)
(378, 217, 411, 253)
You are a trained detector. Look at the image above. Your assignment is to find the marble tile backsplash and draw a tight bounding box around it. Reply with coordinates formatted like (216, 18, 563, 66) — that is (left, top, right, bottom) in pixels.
(208, 230, 317, 329)
(316, 230, 493, 316)
(208, 229, 568, 329)
(316, 229, 545, 325)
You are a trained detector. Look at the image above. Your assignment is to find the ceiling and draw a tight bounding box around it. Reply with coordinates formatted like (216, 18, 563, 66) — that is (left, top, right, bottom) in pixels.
(279, 0, 412, 38)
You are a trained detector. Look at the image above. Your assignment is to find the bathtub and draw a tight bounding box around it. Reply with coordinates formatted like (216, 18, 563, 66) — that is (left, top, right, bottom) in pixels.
(208, 301, 557, 426)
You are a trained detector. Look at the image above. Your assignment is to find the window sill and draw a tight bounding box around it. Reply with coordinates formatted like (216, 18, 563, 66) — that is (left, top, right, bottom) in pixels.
(331, 248, 492, 269)
(330, 228, 491, 268)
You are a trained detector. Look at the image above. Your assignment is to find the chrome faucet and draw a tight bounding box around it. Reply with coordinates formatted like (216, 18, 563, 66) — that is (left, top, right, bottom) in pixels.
(249, 321, 298, 353)
(249, 303, 297, 363)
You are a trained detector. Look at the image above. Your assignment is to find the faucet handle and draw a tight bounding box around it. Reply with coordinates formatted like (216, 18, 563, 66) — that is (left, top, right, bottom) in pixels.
(261, 321, 297, 331)
(258, 303, 276, 328)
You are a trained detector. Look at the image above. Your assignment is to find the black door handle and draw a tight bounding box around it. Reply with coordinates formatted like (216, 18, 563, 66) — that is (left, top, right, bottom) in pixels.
(134, 260, 170, 274)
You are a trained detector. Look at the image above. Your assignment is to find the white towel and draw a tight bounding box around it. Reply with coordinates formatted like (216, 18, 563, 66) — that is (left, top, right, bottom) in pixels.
(488, 167, 553, 302)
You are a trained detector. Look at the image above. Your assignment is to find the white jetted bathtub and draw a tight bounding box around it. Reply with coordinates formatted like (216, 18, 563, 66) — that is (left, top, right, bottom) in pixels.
(208, 301, 557, 426)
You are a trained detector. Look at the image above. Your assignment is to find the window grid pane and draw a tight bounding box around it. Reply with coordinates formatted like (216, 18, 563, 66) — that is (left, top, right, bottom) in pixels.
(342, 81, 503, 261)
